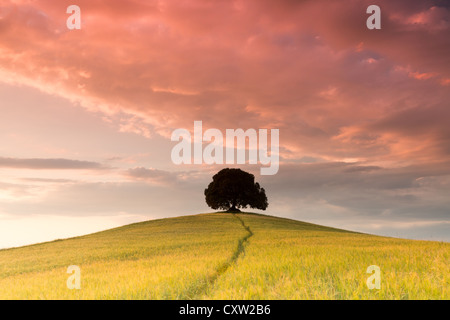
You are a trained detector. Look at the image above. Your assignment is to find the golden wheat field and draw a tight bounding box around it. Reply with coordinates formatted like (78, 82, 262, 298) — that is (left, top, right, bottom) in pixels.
(0, 212, 448, 299)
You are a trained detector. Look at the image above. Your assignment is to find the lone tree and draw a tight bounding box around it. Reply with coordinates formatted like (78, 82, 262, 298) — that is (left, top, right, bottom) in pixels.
(204, 168, 268, 213)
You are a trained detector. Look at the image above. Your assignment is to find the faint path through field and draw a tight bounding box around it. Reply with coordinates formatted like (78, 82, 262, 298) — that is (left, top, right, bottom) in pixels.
(180, 213, 253, 299)
(228, 214, 253, 261)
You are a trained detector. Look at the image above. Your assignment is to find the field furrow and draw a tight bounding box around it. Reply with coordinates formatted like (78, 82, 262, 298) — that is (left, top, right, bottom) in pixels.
(180, 213, 254, 299)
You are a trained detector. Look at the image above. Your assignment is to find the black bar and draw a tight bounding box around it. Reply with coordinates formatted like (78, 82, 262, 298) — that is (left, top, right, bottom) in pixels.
(0, 300, 446, 319)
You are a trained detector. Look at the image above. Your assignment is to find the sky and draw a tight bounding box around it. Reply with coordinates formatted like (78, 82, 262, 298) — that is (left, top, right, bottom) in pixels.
(0, 0, 449, 248)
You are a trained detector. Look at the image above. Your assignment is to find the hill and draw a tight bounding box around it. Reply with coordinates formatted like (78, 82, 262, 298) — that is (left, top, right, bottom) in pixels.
(0, 212, 448, 299)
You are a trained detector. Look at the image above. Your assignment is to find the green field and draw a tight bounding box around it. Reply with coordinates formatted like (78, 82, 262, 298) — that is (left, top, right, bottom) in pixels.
(0, 213, 448, 299)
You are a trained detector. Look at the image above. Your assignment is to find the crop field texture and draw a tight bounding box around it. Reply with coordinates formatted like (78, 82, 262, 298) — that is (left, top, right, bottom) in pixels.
(0, 213, 448, 299)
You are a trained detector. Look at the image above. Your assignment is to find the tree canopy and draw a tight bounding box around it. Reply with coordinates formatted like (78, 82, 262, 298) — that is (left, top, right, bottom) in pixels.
(204, 168, 268, 212)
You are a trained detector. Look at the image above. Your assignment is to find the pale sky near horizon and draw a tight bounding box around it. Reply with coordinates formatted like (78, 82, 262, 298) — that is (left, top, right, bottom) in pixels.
(1, 0, 450, 248)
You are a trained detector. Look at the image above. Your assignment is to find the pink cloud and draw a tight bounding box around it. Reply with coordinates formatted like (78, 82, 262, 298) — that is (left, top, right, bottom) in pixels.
(404, 6, 450, 31)
(0, 0, 449, 167)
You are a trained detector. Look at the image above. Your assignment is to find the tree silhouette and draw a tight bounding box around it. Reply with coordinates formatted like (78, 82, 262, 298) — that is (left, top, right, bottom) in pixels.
(204, 168, 268, 212)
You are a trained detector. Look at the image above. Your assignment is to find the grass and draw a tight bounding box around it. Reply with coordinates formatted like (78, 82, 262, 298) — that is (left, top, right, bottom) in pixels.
(0, 212, 448, 299)
(206, 213, 449, 299)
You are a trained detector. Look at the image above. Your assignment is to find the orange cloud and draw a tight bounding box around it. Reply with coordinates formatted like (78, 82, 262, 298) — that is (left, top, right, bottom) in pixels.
(0, 0, 449, 168)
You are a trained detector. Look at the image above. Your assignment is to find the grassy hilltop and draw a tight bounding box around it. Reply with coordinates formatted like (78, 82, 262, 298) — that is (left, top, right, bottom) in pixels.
(0, 212, 448, 299)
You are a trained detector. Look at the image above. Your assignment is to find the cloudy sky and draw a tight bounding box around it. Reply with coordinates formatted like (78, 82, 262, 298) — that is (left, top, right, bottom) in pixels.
(0, 0, 449, 248)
